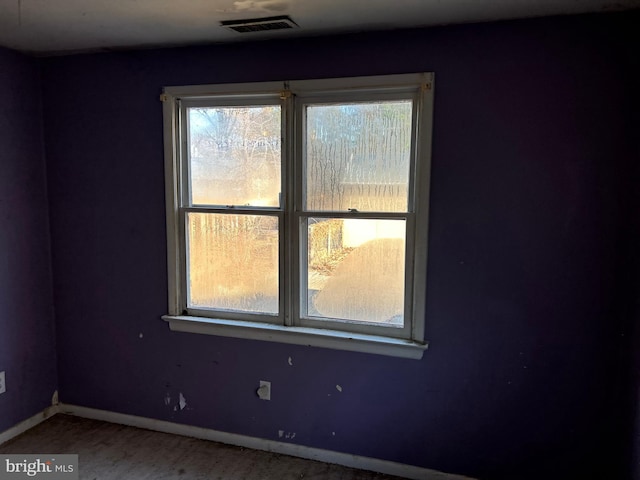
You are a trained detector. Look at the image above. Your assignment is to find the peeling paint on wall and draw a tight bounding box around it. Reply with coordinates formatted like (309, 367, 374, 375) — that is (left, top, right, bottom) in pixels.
(178, 392, 187, 411)
(287, 356, 293, 366)
(166, 391, 188, 411)
(335, 385, 342, 392)
(278, 430, 296, 440)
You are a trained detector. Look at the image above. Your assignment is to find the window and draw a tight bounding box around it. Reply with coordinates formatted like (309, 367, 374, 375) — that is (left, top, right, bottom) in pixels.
(161, 73, 434, 359)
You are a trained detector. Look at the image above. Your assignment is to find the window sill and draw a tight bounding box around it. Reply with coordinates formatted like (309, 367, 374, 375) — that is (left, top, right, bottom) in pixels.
(162, 315, 428, 359)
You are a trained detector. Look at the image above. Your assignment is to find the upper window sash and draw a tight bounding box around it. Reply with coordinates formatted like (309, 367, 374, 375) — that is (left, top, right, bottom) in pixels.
(295, 91, 421, 215)
(178, 96, 285, 210)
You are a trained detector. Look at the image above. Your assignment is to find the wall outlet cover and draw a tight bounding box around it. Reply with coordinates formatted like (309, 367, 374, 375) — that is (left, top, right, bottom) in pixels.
(257, 380, 271, 400)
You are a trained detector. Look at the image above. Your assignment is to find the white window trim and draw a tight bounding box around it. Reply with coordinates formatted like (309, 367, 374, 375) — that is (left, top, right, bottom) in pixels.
(161, 73, 434, 359)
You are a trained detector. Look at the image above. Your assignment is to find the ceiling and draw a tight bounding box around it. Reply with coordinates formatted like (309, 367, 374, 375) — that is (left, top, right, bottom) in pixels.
(0, 0, 638, 56)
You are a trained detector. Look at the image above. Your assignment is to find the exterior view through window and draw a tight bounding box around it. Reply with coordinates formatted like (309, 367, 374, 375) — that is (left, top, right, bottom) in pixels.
(162, 74, 434, 358)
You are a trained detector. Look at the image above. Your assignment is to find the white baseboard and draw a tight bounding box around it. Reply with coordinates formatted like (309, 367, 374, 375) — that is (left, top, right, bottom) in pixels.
(0, 405, 60, 446)
(58, 403, 475, 480)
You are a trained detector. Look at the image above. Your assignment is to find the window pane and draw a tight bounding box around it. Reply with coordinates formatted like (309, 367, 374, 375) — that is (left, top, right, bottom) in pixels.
(187, 213, 279, 314)
(306, 217, 405, 325)
(188, 106, 281, 207)
(305, 101, 412, 212)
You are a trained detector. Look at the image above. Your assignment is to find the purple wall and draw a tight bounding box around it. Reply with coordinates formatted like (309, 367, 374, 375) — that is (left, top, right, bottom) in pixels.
(624, 19, 640, 480)
(41, 12, 639, 480)
(0, 48, 57, 431)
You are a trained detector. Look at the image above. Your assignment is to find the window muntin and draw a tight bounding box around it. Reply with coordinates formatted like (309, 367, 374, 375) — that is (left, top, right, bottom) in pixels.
(163, 74, 433, 353)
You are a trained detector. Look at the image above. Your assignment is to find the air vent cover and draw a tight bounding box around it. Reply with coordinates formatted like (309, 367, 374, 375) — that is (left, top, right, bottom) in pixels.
(221, 15, 298, 33)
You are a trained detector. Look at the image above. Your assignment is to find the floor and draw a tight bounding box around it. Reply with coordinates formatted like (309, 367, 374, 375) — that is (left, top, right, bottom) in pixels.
(0, 415, 407, 480)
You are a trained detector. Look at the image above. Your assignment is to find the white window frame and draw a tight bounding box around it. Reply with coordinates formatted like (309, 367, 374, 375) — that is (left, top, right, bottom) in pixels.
(161, 73, 434, 359)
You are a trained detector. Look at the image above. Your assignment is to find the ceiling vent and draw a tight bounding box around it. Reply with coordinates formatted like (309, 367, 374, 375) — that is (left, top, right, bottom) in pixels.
(221, 15, 298, 33)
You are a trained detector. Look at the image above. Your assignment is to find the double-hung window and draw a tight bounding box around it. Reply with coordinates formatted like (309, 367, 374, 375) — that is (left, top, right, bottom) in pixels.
(162, 73, 434, 359)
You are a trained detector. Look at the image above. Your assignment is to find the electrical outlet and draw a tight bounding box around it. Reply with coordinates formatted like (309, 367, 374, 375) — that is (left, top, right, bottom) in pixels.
(0, 371, 5, 395)
(257, 380, 271, 401)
